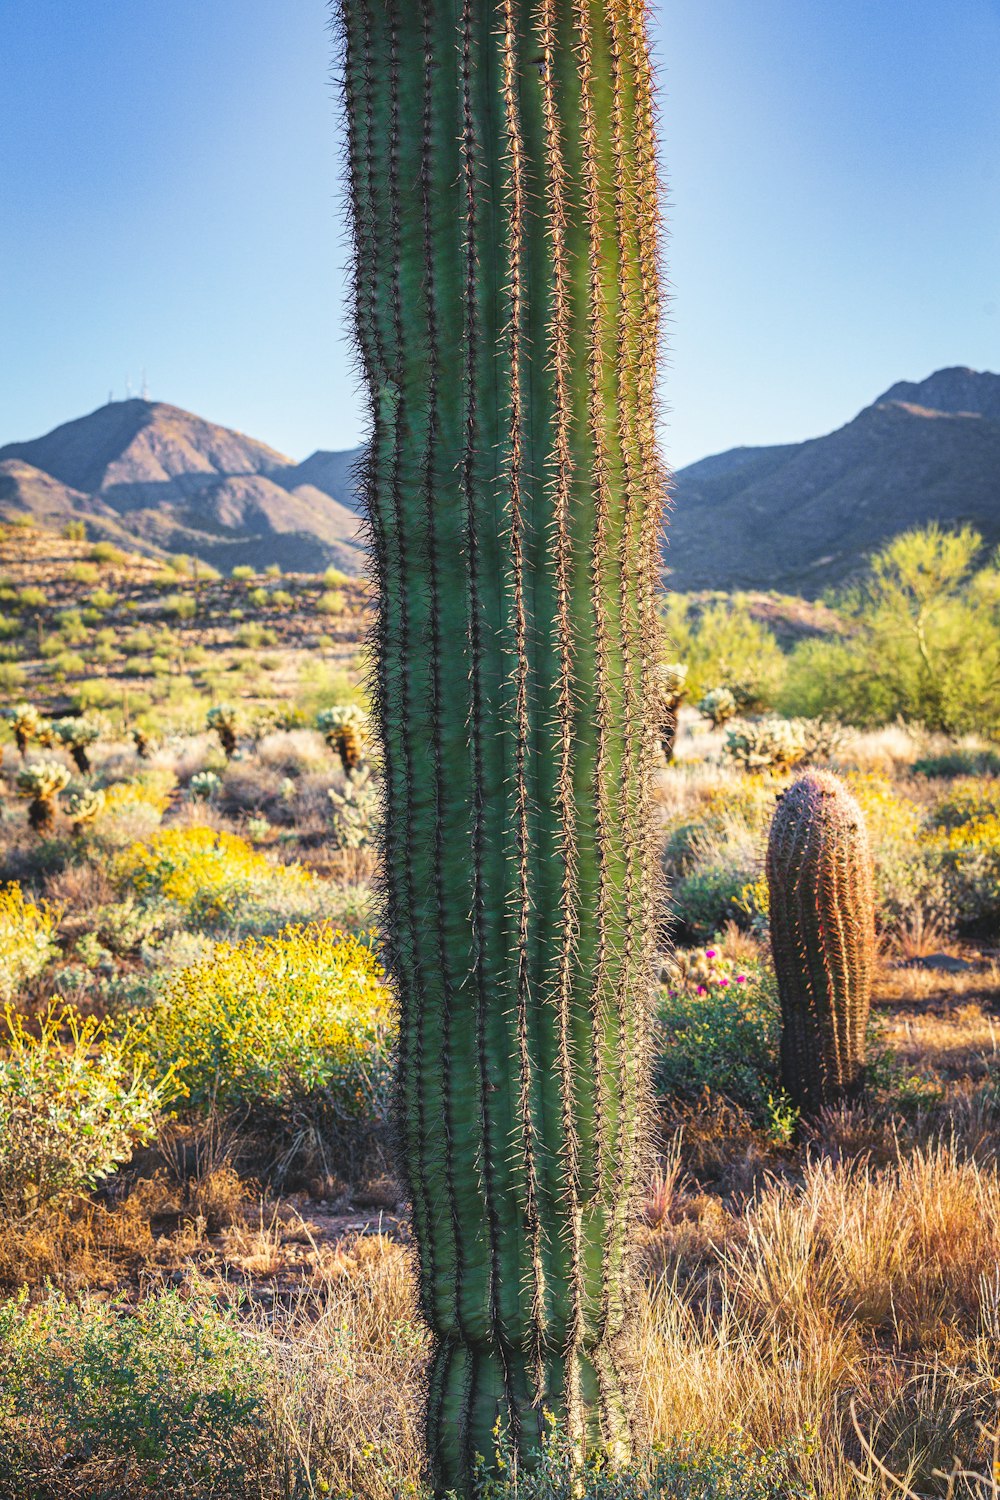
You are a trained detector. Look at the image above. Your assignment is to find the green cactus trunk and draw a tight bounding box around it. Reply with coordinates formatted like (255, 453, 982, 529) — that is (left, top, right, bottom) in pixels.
(766, 770, 876, 1116)
(337, 0, 663, 1489)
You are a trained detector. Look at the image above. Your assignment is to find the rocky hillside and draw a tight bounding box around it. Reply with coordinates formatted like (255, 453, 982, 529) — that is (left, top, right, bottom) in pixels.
(5, 367, 997, 594)
(0, 401, 365, 575)
(667, 367, 1000, 597)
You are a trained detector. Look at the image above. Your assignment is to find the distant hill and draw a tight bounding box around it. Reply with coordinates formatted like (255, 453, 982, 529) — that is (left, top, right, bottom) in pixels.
(0, 400, 366, 575)
(5, 368, 997, 593)
(667, 367, 1000, 597)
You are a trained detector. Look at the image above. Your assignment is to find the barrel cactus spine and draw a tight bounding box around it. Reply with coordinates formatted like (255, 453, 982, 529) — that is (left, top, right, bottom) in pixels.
(766, 769, 876, 1114)
(337, 0, 664, 1490)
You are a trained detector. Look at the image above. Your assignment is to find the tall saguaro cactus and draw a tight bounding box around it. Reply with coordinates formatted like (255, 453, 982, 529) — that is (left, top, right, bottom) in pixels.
(336, 0, 664, 1490)
(767, 770, 876, 1115)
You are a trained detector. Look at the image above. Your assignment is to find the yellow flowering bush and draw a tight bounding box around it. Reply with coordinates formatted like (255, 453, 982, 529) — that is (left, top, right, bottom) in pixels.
(131, 926, 393, 1170)
(923, 812, 1000, 930)
(0, 884, 58, 1003)
(114, 826, 314, 923)
(102, 780, 172, 819)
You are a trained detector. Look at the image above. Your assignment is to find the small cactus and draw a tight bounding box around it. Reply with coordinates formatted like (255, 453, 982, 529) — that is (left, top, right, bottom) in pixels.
(698, 686, 738, 729)
(766, 770, 876, 1114)
(16, 759, 72, 835)
(316, 705, 366, 777)
(724, 717, 810, 772)
(206, 705, 239, 759)
(66, 786, 105, 835)
(52, 717, 100, 775)
(5, 702, 42, 758)
(189, 770, 222, 803)
(131, 726, 154, 760)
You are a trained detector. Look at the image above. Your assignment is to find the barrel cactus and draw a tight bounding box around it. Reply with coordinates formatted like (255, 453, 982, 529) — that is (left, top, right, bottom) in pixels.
(16, 760, 71, 835)
(316, 704, 367, 776)
(766, 770, 876, 1114)
(336, 0, 664, 1488)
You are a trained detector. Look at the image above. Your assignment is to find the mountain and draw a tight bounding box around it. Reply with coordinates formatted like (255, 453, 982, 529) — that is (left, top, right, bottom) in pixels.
(667, 367, 1000, 597)
(0, 400, 366, 575)
(5, 368, 997, 593)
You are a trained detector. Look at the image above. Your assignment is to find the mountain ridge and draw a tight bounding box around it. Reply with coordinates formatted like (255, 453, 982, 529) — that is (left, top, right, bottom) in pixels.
(3, 367, 997, 591)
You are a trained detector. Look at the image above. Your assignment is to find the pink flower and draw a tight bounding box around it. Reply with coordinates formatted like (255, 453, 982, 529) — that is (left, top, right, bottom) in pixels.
(696, 984, 707, 996)
(719, 977, 730, 986)
(705, 948, 717, 960)
(735, 974, 747, 983)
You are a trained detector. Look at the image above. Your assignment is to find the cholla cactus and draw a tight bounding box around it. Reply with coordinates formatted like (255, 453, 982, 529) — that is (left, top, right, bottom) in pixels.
(327, 765, 378, 850)
(131, 726, 154, 760)
(16, 759, 71, 834)
(699, 686, 738, 729)
(5, 702, 43, 758)
(189, 770, 222, 803)
(724, 717, 809, 771)
(206, 705, 239, 759)
(316, 704, 367, 777)
(66, 786, 105, 835)
(767, 770, 876, 1112)
(52, 717, 101, 775)
(657, 662, 688, 762)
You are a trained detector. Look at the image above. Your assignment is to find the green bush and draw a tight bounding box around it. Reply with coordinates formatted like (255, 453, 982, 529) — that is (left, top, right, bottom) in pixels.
(317, 588, 346, 616)
(0, 1289, 270, 1498)
(780, 525, 1000, 734)
(17, 586, 46, 609)
(913, 749, 1000, 779)
(68, 562, 99, 585)
(474, 1427, 811, 1499)
(164, 593, 197, 621)
(660, 595, 786, 708)
(90, 541, 127, 565)
(655, 953, 781, 1120)
(0, 1006, 165, 1221)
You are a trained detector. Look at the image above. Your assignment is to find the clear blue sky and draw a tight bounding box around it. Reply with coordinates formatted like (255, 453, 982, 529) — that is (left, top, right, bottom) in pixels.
(1, 0, 998, 470)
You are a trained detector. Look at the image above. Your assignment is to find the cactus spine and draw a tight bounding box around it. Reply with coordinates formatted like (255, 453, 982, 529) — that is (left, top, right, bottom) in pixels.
(337, 0, 664, 1489)
(766, 770, 876, 1114)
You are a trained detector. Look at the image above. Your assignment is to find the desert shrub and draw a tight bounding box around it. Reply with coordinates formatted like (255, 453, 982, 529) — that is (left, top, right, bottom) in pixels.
(113, 826, 315, 925)
(63, 519, 87, 541)
(0, 1289, 270, 1496)
(925, 815, 1000, 934)
(781, 525, 1000, 735)
(663, 781, 778, 940)
(122, 627, 156, 656)
(164, 592, 197, 621)
(477, 1429, 811, 1499)
(0, 662, 25, 693)
(317, 589, 346, 616)
(230, 564, 254, 581)
(0, 884, 58, 1001)
(655, 952, 781, 1121)
(17, 587, 46, 610)
(234, 621, 278, 648)
(846, 773, 956, 934)
(68, 561, 99, 585)
(929, 776, 1000, 831)
(132, 926, 392, 1172)
(90, 541, 126, 565)
(88, 587, 119, 610)
(660, 595, 787, 709)
(912, 749, 1000, 779)
(0, 1005, 163, 1221)
(269, 589, 293, 608)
